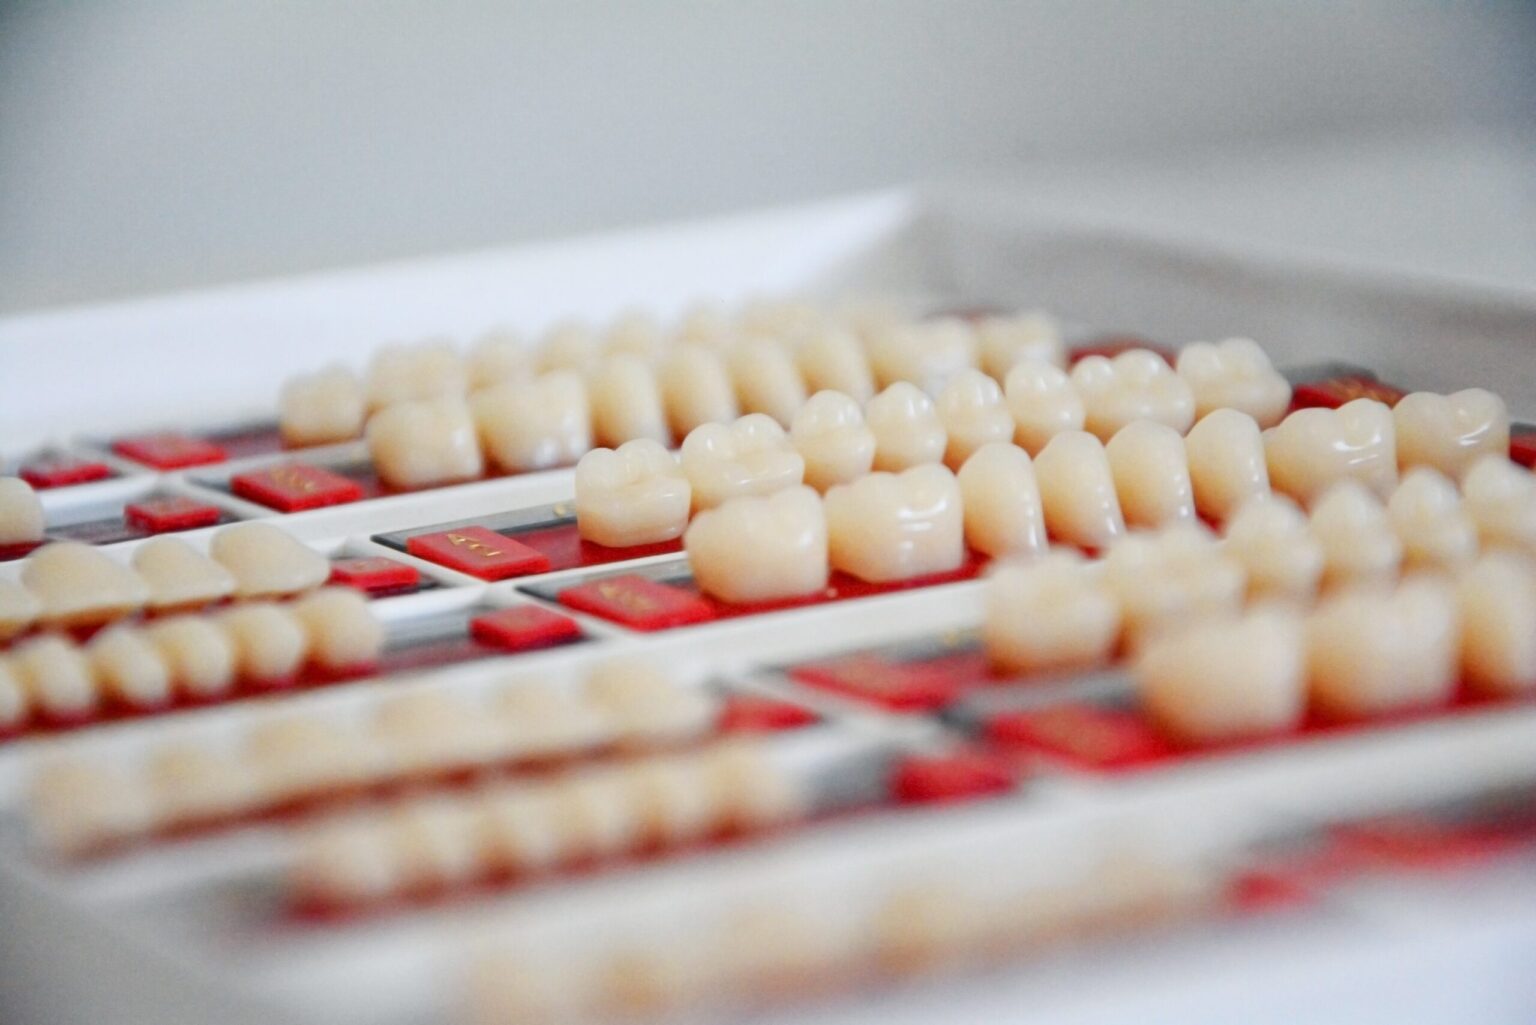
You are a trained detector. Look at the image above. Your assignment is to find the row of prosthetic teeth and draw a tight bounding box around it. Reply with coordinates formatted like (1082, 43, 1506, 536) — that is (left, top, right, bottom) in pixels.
(0, 587, 380, 734)
(26, 662, 716, 856)
(288, 738, 801, 912)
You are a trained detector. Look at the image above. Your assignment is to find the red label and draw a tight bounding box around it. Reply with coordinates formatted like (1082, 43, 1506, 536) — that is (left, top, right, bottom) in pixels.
(985, 704, 1176, 770)
(1510, 427, 1536, 470)
(1291, 376, 1406, 411)
(328, 557, 421, 595)
(113, 433, 227, 469)
(790, 654, 969, 712)
(406, 526, 551, 580)
(892, 749, 1017, 804)
(231, 463, 364, 511)
(557, 574, 714, 630)
(716, 695, 818, 733)
(469, 605, 583, 651)
(18, 458, 111, 489)
(122, 496, 223, 533)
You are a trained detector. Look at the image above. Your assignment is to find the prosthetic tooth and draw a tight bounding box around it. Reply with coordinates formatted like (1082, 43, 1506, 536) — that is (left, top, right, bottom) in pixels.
(790, 391, 877, 492)
(937, 369, 1015, 469)
(389, 798, 485, 891)
(1264, 398, 1397, 506)
(1306, 578, 1459, 718)
(728, 340, 807, 427)
(208, 523, 329, 599)
(218, 602, 310, 683)
(680, 414, 804, 512)
(1033, 431, 1125, 549)
(584, 661, 715, 748)
(365, 340, 467, 410)
(602, 309, 666, 362)
(957, 443, 1048, 560)
(588, 355, 671, 448)
(685, 486, 829, 603)
(1004, 361, 1086, 456)
(22, 542, 148, 627)
(1101, 525, 1246, 650)
(365, 396, 484, 490)
(0, 580, 40, 641)
(478, 787, 569, 875)
(1393, 388, 1509, 480)
(824, 465, 964, 583)
(675, 303, 736, 348)
(1309, 481, 1402, 590)
(795, 326, 875, 402)
(552, 769, 646, 860)
(0, 659, 27, 731)
(866, 318, 977, 394)
(1461, 456, 1536, 557)
(473, 371, 592, 473)
(131, 537, 237, 612)
(149, 743, 259, 825)
(247, 715, 376, 804)
(701, 739, 803, 831)
(535, 320, 600, 374)
(0, 477, 45, 546)
(659, 345, 739, 438)
(1175, 337, 1291, 428)
(976, 312, 1064, 381)
(148, 616, 236, 699)
(1105, 420, 1196, 529)
(1387, 468, 1478, 573)
(575, 440, 691, 548)
(866, 382, 947, 472)
(87, 624, 171, 709)
(291, 587, 385, 672)
(984, 551, 1120, 674)
(1221, 494, 1325, 604)
(29, 761, 152, 856)
(496, 682, 612, 759)
(294, 816, 401, 906)
(1455, 555, 1536, 697)
(374, 691, 506, 775)
(738, 298, 827, 340)
(1070, 350, 1196, 441)
(1184, 409, 1271, 524)
(12, 635, 98, 718)
(467, 329, 532, 391)
(628, 756, 717, 846)
(278, 366, 366, 447)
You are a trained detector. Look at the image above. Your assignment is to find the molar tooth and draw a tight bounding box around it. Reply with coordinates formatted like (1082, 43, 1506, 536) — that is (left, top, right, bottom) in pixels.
(794, 326, 875, 402)
(937, 369, 1014, 469)
(728, 340, 807, 427)
(1221, 494, 1324, 604)
(365, 396, 484, 490)
(790, 391, 877, 492)
(467, 328, 531, 391)
(21, 542, 148, 627)
(984, 551, 1120, 674)
(1184, 409, 1270, 524)
(866, 318, 977, 394)
(473, 371, 591, 473)
(12, 635, 98, 718)
(1105, 420, 1196, 529)
(0, 580, 40, 641)
(866, 382, 947, 472)
(1033, 431, 1125, 550)
(584, 660, 714, 748)
(0, 477, 45, 546)
(976, 312, 1064, 381)
(1393, 389, 1509, 479)
(1101, 525, 1246, 650)
(534, 320, 600, 374)
(279, 366, 366, 448)
(291, 587, 385, 672)
(659, 344, 739, 438)
(148, 616, 236, 699)
(208, 523, 329, 599)
(680, 413, 804, 511)
(87, 624, 171, 709)
(685, 486, 828, 603)
(575, 440, 691, 548)
(1455, 555, 1536, 697)
(1004, 361, 1085, 456)
(957, 443, 1047, 560)
(218, 602, 310, 683)
(588, 355, 671, 448)
(824, 465, 964, 583)
(1309, 481, 1402, 590)
(1070, 350, 1195, 441)
(1386, 468, 1478, 572)
(365, 340, 467, 410)
(1306, 578, 1458, 718)
(1175, 337, 1291, 427)
(1264, 398, 1397, 506)
(1462, 456, 1536, 557)
(131, 537, 237, 612)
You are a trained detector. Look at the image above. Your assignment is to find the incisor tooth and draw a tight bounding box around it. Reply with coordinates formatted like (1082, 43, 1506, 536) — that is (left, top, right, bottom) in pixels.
(149, 742, 259, 824)
(1070, 350, 1195, 440)
(795, 326, 875, 402)
(0, 658, 28, 730)
(1101, 525, 1246, 650)
(680, 414, 804, 512)
(279, 366, 366, 448)
(1033, 431, 1125, 550)
(29, 761, 151, 855)
(12, 635, 97, 718)
(473, 371, 591, 473)
(1264, 398, 1397, 506)
(659, 345, 738, 438)
(976, 312, 1064, 381)
(866, 382, 947, 472)
(575, 439, 691, 547)
(1105, 420, 1196, 529)
(1221, 494, 1324, 604)
(957, 443, 1047, 560)
(824, 465, 964, 583)
(374, 691, 506, 774)
(1461, 456, 1536, 557)
(866, 318, 977, 394)
(131, 537, 237, 611)
(584, 660, 714, 748)
(1184, 409, 1271, 524)
(148, 616, 236, 698)
(0, 477, 45, 546)
(0, 580, 40, 641)
(535, 320, 599, 374)
(1387, 468, 1478, 572)
(685, 486, 828, 603)
(937, 369, 1015, 469)
(1175, 338, 1291, 428)
(1393, 389, 1509, 480)
(21, 542, 148, 627)
(365, 341, 467, 410)
(588, 356, 670, 448)
(790, 391, 876, 492)
(1005, 361, 1085, 456)
(1309, 481, 1402, 590)
(729, 340, 807, 427)
(467, 329, 531, 391)
(1455, 555, 1536, 697)
(209, 523, 329, 599)
(366, 396, 484, 490)
(984, 552, 1120, 674)
(291, 587, 385, 671)
(219, 602, 309, 682)
(1306, 578, 1458, 718)
(87, 624, 171, 709)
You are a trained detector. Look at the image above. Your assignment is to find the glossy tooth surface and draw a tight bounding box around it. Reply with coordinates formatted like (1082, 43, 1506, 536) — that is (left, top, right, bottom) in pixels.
(1307, 578, 1458, 718)
(584, 660, 714, 748)
(149, 616, 236, 698)
(1175, 338, 1291, 428)
(957, 443, 1047, 559)
(1387, 468, 1478, 572)
(1462, 456, 1536, 556)
(602, 309, 665, 361)
(0, 580, 40, 641)
(1033, 431, 1125, 549)
(685, 486, 828, 603)
(279, 366, 366, 447)
(553, 769, 645, 859)
(790, 391, 876, 492)
(1264, 398, 1397, 505)
(467, 329, 531, 391)
(374, 691, 505, 774)
(1135, 607, 1305, 743)
(366, 396, 484, 489)
(0, 477, 45, 545)
(1221, 494, 1324, 603)
(12, 635, 97, 717)
(535, 320, 599, 374)
(984, 551, 1120, 673)
(87, 624, 171, 708)
(29, 762, 151, 855)
(219, 603, 310, 682)
(976, 312, 1064, 381)
(824, 465, 964, 583)
(247, 715, 376, 802)
(588, 356, 671, 448)
(795, 326, 875, 402)
(702, 739, 803, 831)
(575, 440, 691, 547)
(1393, 389, 1509, 479)
(1183, 409, 1270, 524)
(1105, 420, 1196, 529)
(937, 369, 1014, 469)
(680, 414, 804, 511)
(149, 743, 258, 824)
(209, 523, 329, 599)
(1004, 361, 1086, 456)
(497, 682, 612, 758)
(131, 537, 237, 611)
(22, 542, 148, 627)
(1455, 555, 1536, 696)
(365, 341, 467, 410)
(1070, 350, 1196, 440)
(291, 587, 385, 671)
(1102, 525, 1246, 650)
(0, 659, 25, 730)
(866, 318, 977, 394)
(728, 340, 807, 427)
(390, 798, 484, 890)
(659, 345, 738, 438)
(474, 372, 591, 473)
(866, 382, 947, 472)
(1309, 481, 1402, 590)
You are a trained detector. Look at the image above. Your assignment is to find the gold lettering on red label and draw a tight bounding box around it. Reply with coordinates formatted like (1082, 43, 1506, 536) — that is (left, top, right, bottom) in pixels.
(446, 532, 503, 557)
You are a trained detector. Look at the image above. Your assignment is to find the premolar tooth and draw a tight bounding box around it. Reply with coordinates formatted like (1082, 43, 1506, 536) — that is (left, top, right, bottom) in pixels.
(659, 345, 738, 438)
(602, 309, 665, 362)
(365, 340, 467, 410)
(1175, 337, 1291, 427)
(1455, 555, 1536, 697)
(1462, 456, 1536, 556)
(1070, 350, 1196, 440)
(218, 602, 310, 682)
(790, 391, 877, 492)
(1102, 525, 1246, 650)
(1105, 420, 1196, 529)
(366, 396, 484, 490)
(866, 318, 977, 394)
(1393, 389, 1509, 479)
(984, 551, 1120, 673)
(957, 443, 1047, 559)
(728, 340, 807, 427)
(87, 624, 171, 709)
(584, 661, 714, 748)
(208, 523, 329, 599)
(937, 369, 1014, 469)
(467, 329, 531, 391)
(1004, 361, 1085, 456)
(1033, 431, 1125, 549)
(685, 486, 828, 603)
(291, 587, 385, 672)
(1306, 578, 1458, 718)
(1221, 494, 1324, 604)
(535, 320, 600, 374)
(794, 326, 875, 402)
(0, 477, 45, 545)
(866, 382, 947, 472)
(473, 371, 591, 473)
(1309, 481, 1402, 590)
(976, 312, 1063, 381)
(131, 537, 236, 611)
(148, 616, 236, 698)
(0, 580, 40, 641)
(588, 356, 670, 448)
(1264, 398, 1397, 505)
(824, 465, 964, 583)
(21, 542, 148, 627)
(1387, 468, 1478, 572)
(680, 413, 804, 511)
(575, 440, 691, 547)
(1183, 409, 1270, 524)
(279, 366, 366, 447)
(12, 635, 97, 718)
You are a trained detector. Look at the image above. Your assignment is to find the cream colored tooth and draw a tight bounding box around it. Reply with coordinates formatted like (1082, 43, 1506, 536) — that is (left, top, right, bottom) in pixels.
(1135, 607, 1305, 744)
(575, 440, 691, 548)
(1306, 577, 1458, 718)
(535, 320, 600, 374)
(874, 884, 985, 975)
(478, 786, 569, 875)
(588, 355, 671, 448)
(1105, 421, 1196, 529)
(1004, 361, 1086, 456)
(373, 691, 506, 775)
(473, 371, 592, 473)
(629, 756, 716, 846)
(279, 366, 366, 447)
(131, 537, 237, 612)
(87, 624, 171, 709)
(0, 580, 40, 641)
(365, 340, 467, 410)
(976, 312, 1064, 381)
(1070, 350, 1196, 440)
(1183, 408, 1270, 524)
(937, 369, 1014, 469)
(1393, 389, 1509, 479)
(208, 523, 328, 599)
(795, 326, 875, 402)
(496, 681, 613, 758)
(738, 298, 827, 340)
(29, 761, 151, 855)
(584, 660, 715, 748)
(680, 413, 804, 511)
(866, 317, 977, 393)
(0, 658, 29, 731)
(729, 339, 807, 427)
(866, 382, 947, 472)
(218, 602, 310, 682)
(389, 797, 484, 890)
(1175, 338, 1291, 428)
(294, 816, 401, 906)
(1264, 398, 1397, 505)
(659, 344, 739, 438)
(602, 309, 665, 362)
(246, 714, 376, 804)
(11, 635, 97, 718)
(1101, 525, 1246, 650)
(824, 465, 964, 583)
(291, 587, 385, 671)
(984, 552, 1121, 674)
(1221, 494, 1325, 603)
(21, 542, 148, 627)
(685, 486, 828, 603)
(1462, 456, 1536, 556)
(1033, 431, 1125, 549)
(1387, 468, 1478, 572)
(701, 739, 804, 831)
(467, 328, 532, 391)
(789, 390, 876, 492)
(552, 769, 645, 860)
(148, 742, 259, 825)
(0, 477, 45, 546)
(148, 616, 236, 698)
(365, 396, 484, 489)
(957, 442, 1047, 559)
(676, 303, 736, 349)
(1309, 481, 1402, 590)
(1455, 554, 1536, 697)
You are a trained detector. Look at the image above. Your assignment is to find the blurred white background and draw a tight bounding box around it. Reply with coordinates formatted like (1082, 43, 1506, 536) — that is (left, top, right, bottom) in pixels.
(1, 1, 1534, 312)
